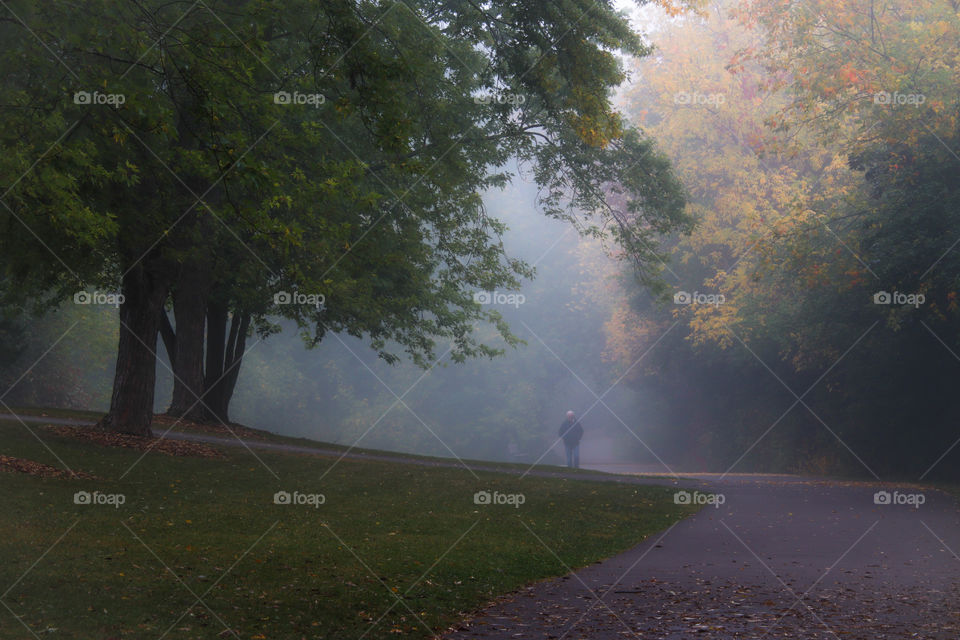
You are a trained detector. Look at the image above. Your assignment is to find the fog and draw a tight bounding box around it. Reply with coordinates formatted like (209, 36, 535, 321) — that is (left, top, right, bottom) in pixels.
(167, 168, 667, 470)
(4, 0, 960, 482)
(4, 2, 960, 637)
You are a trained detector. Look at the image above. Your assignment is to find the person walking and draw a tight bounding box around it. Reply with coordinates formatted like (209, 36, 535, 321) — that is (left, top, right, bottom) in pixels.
(558, 410, 583, 469)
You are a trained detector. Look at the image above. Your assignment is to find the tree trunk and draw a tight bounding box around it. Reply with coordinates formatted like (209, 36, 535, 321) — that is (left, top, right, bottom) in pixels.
(202, 304, 249, 424)
(219, 311, 250, 421)
(167, 267, 210, 421)
(159, 306, 176, 370)
(97, 266, 168, 437)
(203, 300, 228, 422)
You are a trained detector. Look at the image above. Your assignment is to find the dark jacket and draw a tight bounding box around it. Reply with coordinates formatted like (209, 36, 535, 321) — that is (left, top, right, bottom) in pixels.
(558, 418, 583, 446)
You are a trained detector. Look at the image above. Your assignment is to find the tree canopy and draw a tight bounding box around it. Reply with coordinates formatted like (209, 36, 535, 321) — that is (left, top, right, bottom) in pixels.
(0, 0, 693, 435)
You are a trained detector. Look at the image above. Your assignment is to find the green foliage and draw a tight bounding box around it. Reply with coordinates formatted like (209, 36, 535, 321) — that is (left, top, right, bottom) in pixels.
(0, 301, 117, 410)
(609, 0, 960, 480)
(0, 0, 690, 375)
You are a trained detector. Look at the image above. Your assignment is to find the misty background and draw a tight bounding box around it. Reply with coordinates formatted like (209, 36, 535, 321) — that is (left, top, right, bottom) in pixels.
(6, 0, 960, 482)
(0, 169, 662, 469)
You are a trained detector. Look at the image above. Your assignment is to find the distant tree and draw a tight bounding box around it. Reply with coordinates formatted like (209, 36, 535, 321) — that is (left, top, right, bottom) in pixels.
(606, 0, 960, 478)
(0, 296, 26, 370)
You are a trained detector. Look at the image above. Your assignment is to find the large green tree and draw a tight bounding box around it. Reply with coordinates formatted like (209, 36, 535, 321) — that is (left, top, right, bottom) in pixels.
(1, 0, 691, 436)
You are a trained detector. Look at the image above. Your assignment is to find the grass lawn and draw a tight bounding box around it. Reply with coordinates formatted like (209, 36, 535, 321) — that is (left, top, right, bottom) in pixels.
(0, 417, 699, 639)
(5, 406, 107, 422)
(5, 405, 625, 478)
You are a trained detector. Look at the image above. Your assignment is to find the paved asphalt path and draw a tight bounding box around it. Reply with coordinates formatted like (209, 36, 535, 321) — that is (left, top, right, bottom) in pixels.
(444, 475, 960, 639)
(6, 414, 960, 637)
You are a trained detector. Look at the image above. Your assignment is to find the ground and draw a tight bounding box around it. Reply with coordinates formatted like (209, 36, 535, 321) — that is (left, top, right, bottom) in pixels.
(0, 411, 694, 640)
(2, 411, 958, 639)
(445, 475, 960, 639)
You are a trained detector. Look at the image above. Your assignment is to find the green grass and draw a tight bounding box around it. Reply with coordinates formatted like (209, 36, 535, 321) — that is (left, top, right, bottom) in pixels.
(6, 405, 107, 422)
(0, 418, 699, 639)
(5, 405, 623, 478)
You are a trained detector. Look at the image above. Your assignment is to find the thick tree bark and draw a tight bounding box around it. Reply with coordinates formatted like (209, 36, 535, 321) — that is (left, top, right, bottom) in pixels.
(202, 303, 249, 424)
(164, 83, 215, 421)
(97, 265, 169, 437)
(166, 267, 210, 421)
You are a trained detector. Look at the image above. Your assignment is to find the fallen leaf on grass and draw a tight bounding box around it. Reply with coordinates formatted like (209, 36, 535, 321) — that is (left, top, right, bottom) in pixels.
(43, 425, 225, 458)
(0, 454, 95, 479)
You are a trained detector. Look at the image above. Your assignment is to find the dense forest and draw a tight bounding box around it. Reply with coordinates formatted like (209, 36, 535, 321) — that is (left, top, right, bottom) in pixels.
(607, 0, 960, 479)
(3, 0, 960, 480)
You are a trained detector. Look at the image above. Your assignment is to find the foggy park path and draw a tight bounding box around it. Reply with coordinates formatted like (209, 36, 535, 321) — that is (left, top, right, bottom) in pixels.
(7, 414, 959, 637)
(444, 474, 960, 639)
